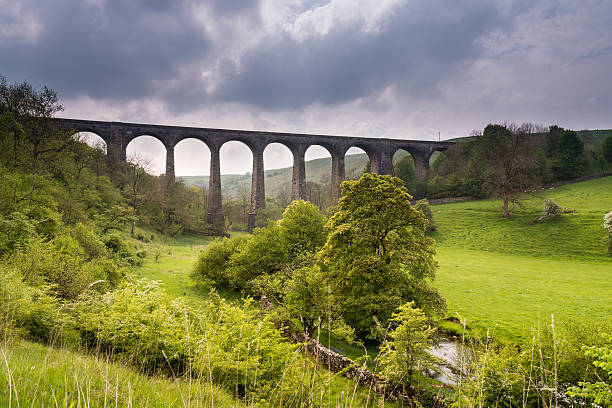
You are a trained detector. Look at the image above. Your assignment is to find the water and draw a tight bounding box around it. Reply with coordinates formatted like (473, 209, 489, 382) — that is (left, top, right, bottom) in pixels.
(428, 340, 463, 385)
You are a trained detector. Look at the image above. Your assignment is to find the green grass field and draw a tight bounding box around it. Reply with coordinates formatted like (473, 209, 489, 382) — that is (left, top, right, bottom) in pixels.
(432, 176, 612, 340)
(0, 341, 238, 407)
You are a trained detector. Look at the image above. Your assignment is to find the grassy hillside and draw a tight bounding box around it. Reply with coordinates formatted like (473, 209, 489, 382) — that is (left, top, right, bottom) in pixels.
(1, 341, 238, 407)
(181, 153, 371, 198)
(432, 176, 612, 340)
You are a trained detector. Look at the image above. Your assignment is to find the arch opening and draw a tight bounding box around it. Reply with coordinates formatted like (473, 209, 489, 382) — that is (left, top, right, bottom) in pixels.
(263, 143, 294, 208)
(174, 137, 211, 180)
(304, 145, 332, 209)
(76, 131, 107, 154)
(344, 146, 370, 180)
(219, 141, 253, 231)
(126, 135, 167, 176)
(392, 148, 418, 193)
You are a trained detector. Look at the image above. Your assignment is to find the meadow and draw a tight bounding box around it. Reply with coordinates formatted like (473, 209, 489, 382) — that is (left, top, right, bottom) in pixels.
(433, 176, 612, 340)
(131, 175, 612, 343)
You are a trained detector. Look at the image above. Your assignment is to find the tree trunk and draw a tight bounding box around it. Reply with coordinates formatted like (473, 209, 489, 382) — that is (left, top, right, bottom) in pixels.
(502, 196, 510, 217)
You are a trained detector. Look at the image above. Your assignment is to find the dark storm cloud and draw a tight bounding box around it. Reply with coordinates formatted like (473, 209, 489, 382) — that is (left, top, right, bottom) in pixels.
(214, 0, 507, 110)
(0, 0, 211, 101)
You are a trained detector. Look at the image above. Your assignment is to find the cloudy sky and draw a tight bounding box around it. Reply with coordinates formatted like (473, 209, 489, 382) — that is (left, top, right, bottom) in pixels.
(2, 0, 611, 175)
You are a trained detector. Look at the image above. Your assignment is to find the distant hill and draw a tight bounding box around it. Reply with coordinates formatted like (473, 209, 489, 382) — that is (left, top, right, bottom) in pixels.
(449, 128, 612, 149)
(180, 153, 371, 198)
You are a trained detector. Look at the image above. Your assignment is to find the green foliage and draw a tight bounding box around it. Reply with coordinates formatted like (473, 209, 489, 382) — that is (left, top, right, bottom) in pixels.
(552, 129, 585, 180)
(531, 199, 562, 223)
(320, 173, 444, 339)
(455, 320, 612, 407)
(605, 210, 612, 254)
(227, 223, 290, 289)
(0, 268, 65, 343)
(225, 200, 327, 292)
(0, 212, 36, 257)
(414, 199, 436, 232)
(603, 135, 612, 163)
(277, 200, 328, 254)
(72, 281, 306, 404)
(379, 302, 439, 388)
(282, 263, 330, 335)
(192, 235, 247, 286)
(394, 155, 416, 192)
(567, 333, 612, 406)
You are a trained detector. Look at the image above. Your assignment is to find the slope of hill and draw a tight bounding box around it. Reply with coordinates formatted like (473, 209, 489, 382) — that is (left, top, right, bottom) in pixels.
(432, 175, 612, 340)
(180, 153, 370, 198)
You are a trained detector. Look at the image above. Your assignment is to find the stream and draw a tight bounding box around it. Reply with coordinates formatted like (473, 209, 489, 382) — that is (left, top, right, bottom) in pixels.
(428, 339, 464, 385)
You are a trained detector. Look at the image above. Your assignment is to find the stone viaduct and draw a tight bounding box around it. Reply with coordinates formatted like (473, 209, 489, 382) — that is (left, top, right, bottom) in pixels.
(52, 118, 454, 232)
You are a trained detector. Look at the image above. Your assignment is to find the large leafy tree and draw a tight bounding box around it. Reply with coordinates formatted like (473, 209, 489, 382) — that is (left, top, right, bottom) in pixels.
(476, 123, 540, 217)
(318, 173, 444, 340)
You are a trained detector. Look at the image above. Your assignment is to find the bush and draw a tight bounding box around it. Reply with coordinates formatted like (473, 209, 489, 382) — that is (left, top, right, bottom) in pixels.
(604, 210, 612, 253)
(223, 201, 327, 292)
(72, 281, 306, 404)
(567, 332, 612, 406)
(532, 199, 563, 223)
(4, 232, 125, 299)
(414, 199, 436, 232)
(70, 222, 108, 260)
(0, 268, 65, 344)
(0, 212, 36, 257)
(192, 236, 247, 287)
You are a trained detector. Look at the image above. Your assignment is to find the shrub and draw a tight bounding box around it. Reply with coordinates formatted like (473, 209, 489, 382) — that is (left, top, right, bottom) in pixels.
(227, 224, 289, 290)
(0, 268, 65, 344)
(604, 210, 612, 253)
(379, 302, 440, 389)
(414, 199, 436, 232)
(70, 222, 108, 260)
(72, 281, 306, 404)
(0, 212, 36, 257)
(192, 236, 247, 287)
(532, 199, 563, 223)
(567, 333, 612, 406)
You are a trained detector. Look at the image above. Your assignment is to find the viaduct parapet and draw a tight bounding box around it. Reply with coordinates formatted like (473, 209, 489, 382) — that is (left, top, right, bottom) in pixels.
(52, 118, 454, 233)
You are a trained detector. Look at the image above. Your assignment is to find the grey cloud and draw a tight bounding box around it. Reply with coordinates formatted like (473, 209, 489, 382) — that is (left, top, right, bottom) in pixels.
(0, 0, 211, 101)
(209, 0, 261, 15)
(213, 0, 506, 110)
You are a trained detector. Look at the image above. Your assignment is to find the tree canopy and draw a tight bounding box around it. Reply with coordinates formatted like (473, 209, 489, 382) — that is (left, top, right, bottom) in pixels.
(319, 173, 444, 339)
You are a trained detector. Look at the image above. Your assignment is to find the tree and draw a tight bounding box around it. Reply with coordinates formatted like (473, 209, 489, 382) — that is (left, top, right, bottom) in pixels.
(227, 200, 327, 291)
(0, 75, 72, 174)
(318, 173, 445, 340)
(236, 183, 251, 227)
(476, 124, 540, 217)
(123, 154, 152, 234)
(603, 135, 612, 164)
(551, 129, 585, 180)
(379, 301, 439, 389)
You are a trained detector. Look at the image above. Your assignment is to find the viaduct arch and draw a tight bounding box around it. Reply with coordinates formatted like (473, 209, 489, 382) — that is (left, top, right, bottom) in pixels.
(57, 118, 454, 233)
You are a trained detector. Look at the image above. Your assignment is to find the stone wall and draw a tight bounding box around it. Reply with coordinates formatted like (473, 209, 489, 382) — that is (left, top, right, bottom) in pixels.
(291, 333, 449, 406)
